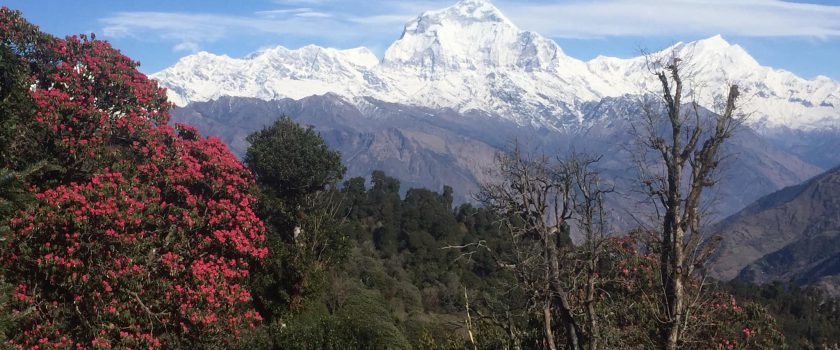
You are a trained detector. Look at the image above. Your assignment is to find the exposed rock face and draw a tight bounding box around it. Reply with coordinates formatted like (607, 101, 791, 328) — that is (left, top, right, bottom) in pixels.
(171, 95, 505, 203)
(709, 167, 840, 294)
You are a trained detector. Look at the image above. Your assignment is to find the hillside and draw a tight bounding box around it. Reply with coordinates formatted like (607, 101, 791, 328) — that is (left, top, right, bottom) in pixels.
(172, 94, 823, 228)
(710, 166, 840, 294)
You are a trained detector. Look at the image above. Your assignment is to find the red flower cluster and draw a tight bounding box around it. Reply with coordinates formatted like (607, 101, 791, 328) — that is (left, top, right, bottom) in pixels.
(1, 7, 266, 348)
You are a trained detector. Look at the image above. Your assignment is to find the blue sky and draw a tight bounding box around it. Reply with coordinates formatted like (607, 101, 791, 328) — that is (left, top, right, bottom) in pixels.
(5, 0, 840, 80)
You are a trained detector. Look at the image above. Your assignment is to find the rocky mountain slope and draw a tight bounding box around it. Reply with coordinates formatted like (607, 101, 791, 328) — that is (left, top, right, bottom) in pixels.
(171, 94, 823, 228)
(709, 167, 840, 294)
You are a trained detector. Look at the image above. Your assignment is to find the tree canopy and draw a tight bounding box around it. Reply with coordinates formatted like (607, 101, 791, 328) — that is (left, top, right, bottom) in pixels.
(245, 117, 345, 204)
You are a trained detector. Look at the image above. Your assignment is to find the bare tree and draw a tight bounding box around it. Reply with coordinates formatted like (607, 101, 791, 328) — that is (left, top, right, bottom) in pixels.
(476, 143, 580, 350)
(566, 154, 612, 350)
(475, 145, 614, 350)
(635, 53, 742, 350)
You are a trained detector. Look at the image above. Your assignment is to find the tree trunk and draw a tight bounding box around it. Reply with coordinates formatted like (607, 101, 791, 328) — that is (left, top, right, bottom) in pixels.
(586, 259, 599, 350)
(547, 232, 580, 350)
(665, 226, 685, 350)
(544, 302, 558, 350)
(508, 310, 522, 350)
(662, 72, 685, 349)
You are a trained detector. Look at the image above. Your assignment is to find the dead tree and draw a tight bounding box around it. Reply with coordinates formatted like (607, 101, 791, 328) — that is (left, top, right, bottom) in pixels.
(477, 144, 582, 350)
(636, 54, 741, 350)
(566, 154, 612, 350)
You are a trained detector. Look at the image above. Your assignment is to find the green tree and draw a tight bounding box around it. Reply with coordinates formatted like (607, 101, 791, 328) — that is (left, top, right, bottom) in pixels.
(245, 117, 348, 319)
(370, 170, 402, 256)
(245, 117, 345, 205)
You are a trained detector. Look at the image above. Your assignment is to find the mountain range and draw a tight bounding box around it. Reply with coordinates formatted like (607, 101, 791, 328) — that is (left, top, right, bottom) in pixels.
(153, 0, 840, 132)
(153, 0, 840, 289)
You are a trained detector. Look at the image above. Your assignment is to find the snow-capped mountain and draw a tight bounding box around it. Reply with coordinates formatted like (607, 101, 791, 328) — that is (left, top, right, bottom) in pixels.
(152, 0, 840, 131)
(152, 45, 382, 106)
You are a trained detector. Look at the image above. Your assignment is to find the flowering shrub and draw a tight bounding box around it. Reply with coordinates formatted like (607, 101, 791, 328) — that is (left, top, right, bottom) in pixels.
(0, 7, 266, 348)
(590, 236, 784, 349)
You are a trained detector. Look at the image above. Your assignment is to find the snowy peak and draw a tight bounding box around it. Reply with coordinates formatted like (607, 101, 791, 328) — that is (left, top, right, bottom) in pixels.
(421, 0, 515, 28)
(583, 35, 840, 129)
(664, 35, 760, 70)
(152, 1, 840, 131)
(151, 44, 384, 106)
(689, 34, 734, 52)
(383, 0, 565, 73)
(255, 45, 379, 70)
(337, 47, 380, 68)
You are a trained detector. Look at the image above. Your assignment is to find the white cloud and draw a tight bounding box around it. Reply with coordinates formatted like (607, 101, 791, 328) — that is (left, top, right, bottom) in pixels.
(98, 0, 840, 55)
(295, 11, 333, 18)
(173, 41, 200, 53)
(255, 8, 313, 17)
(497, 0, 840, 39)
(347, 14, 415, 25)
(99, 10, 376, 52)
(255, 7, 333, 18)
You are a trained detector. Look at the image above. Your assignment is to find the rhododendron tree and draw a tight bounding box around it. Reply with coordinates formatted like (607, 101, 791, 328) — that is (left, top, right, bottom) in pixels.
(0, 7, 266, 348)
(588, 236, 785, 350)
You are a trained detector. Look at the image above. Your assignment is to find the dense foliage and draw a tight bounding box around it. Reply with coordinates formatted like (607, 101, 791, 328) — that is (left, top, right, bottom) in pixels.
(727, 281, 840, 349)
(243, 118, 355, 348)
(240, 165, 791, 350)
(0, 8, 266, 347)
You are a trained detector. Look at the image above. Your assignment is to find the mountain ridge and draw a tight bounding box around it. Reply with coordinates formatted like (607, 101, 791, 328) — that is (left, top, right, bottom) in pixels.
(152, 0, 840, 131)
(170, 93, 825, 230)
(709, 166, 840, 294)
